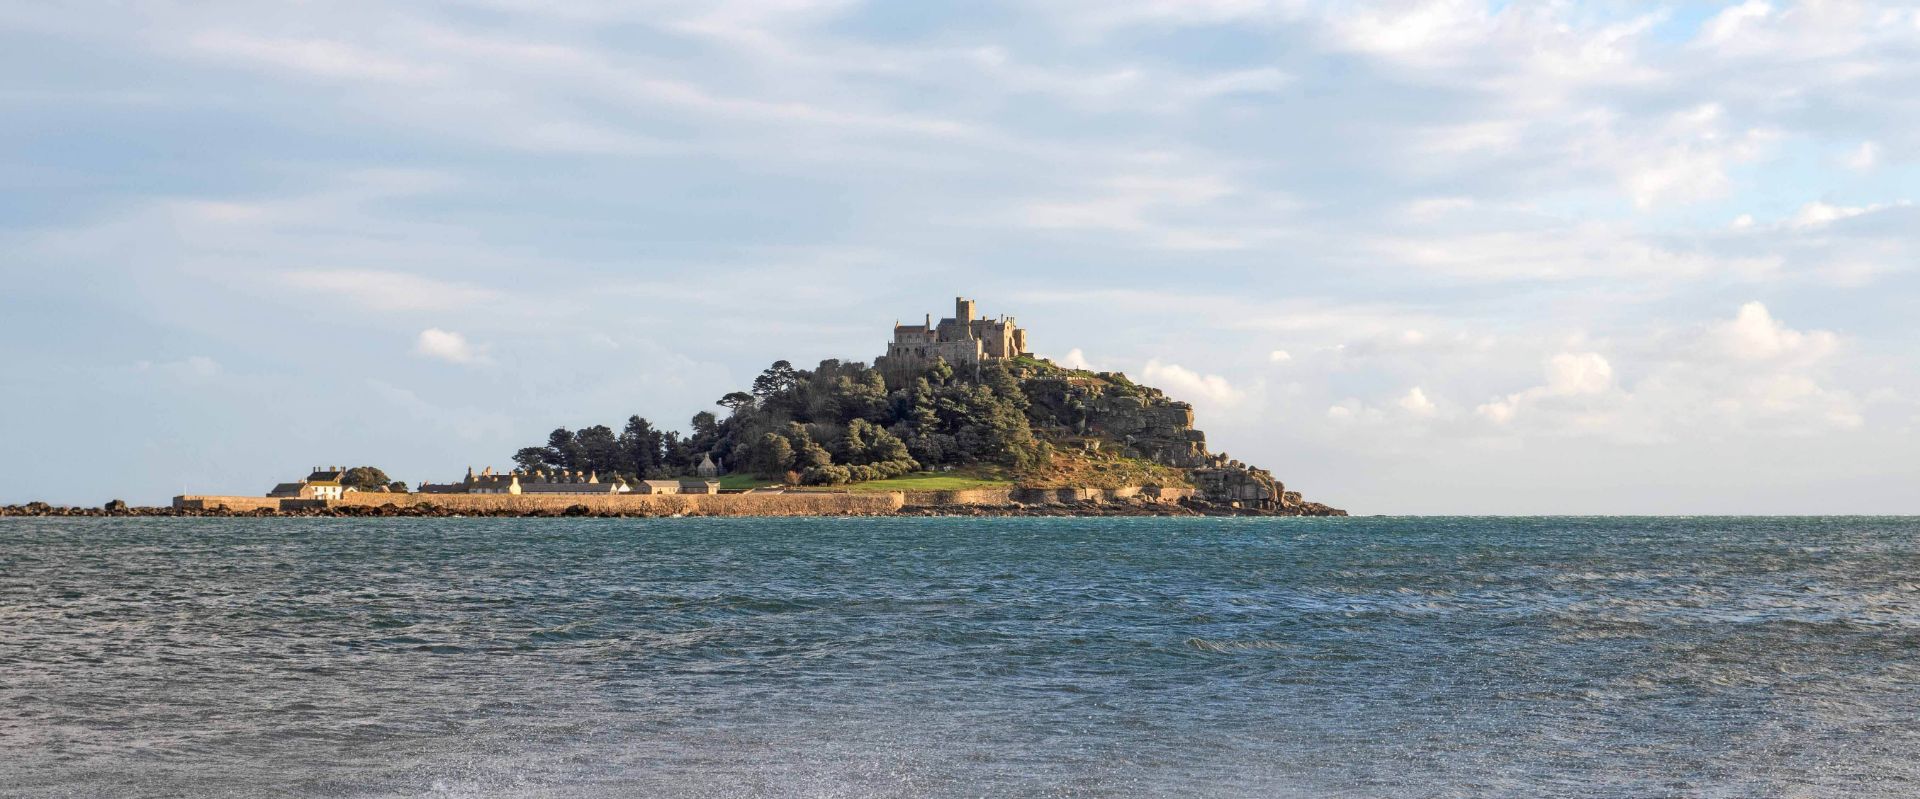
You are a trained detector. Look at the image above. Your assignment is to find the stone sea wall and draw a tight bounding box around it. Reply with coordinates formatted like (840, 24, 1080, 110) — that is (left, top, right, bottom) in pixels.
(168, 487, 1203, 516)
(176, 492, 906, 516)
(899, 486, 1195, 506)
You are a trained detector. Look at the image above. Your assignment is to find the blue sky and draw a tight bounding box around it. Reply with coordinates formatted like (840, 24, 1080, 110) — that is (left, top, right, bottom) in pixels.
(3, 0, 1917, 513)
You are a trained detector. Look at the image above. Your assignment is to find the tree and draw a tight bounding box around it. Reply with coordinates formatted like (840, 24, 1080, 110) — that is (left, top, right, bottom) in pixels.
(751, 360, 801, 399)
(512, 447, 551, 472)
(924, 357, 954, 385)
(387, 480, 411, 494)
(513, 446, 550, 472)
(797, 441, 833, 470)
(543, 428, 584, 470)
(341, 466, 393, 492)
(625, 414, 672, 478)
(717, 392, 756, 414)
(690, 411, 719, 440)
(575, 425, 620, 475)
(746, 433, 794, 479)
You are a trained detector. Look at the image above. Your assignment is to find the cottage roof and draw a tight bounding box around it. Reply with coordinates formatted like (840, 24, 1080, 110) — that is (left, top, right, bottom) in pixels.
(306, 471, 345, 486)
(268, 482, 305, 496)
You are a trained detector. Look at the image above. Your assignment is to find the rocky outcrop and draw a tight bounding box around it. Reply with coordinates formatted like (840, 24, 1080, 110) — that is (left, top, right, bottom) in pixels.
(1019, 370, 1345, 514)
(1022, 376, 1209, 468)
(1190, 462, 1285, 510)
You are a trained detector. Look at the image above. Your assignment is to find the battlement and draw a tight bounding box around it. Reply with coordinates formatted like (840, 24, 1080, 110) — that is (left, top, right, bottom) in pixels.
(876, 296, 1030, 382)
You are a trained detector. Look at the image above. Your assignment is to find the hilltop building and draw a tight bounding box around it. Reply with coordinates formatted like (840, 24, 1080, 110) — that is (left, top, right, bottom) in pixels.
(267, 467, 351, 500)
(875, 296, 1030, 382)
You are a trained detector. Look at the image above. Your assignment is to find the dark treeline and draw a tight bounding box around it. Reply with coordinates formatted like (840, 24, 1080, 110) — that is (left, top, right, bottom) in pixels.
(511, 357, 1045, 485)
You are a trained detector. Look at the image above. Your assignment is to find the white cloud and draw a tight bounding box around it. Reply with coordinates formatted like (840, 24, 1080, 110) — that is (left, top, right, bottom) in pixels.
(413, 328, 486, 364)
(1473, 304, 1857, 437)
(1268, 349, 1292, 363)
(1700, 1, 1774, 47)
(1789, 200, 1906, 229)
(1477, 351, 1613, 425)
(1370, 221, 1781, 283)
(1057, 347, 1098, 370)
(283, 270, 501, 312)
(1545, 352, 1614, 396)
(1397, 386, 1437, 417)
(1842, 141, 1880, 171)
(1018, 172, 1289, 251)
(1617, 105, 1776, 209)
(1707, 302, 1838, 363)
(1142, 359, 1246, 407)
(136, 355, 223, 381)
(187, 31, 448, 85)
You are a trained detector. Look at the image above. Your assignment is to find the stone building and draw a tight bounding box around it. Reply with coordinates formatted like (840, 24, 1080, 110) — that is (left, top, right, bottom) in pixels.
(267, 467, 350, 500)
(875, 296, 1030, 382)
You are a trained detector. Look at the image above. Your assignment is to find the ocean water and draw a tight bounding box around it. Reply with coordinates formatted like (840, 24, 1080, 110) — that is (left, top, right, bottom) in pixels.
(3, 517, 1919, 798)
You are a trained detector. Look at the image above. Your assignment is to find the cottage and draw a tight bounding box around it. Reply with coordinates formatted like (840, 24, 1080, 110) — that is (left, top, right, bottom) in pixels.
(267, 467, 350, 500)
(679, 480, 720, 495)
(633, 480, 682, 495)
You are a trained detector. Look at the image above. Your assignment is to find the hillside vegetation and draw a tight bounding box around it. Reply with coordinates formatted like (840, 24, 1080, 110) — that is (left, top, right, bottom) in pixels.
(507, 356, 1205, 490)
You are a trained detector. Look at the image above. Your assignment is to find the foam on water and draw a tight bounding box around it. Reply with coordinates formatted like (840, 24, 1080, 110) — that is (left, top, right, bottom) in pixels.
(3, 516, 1918, 797)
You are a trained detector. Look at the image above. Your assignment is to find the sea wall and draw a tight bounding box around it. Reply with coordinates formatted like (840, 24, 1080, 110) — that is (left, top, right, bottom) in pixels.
(171, 486, 1194, 516)
(900, 486, 1195, 506)
(172, 496, 285, 513)
(177, 492, 905, 516)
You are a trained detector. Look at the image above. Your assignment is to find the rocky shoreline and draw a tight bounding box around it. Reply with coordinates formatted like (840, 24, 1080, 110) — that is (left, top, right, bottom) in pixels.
(2, 499, 1347, 519)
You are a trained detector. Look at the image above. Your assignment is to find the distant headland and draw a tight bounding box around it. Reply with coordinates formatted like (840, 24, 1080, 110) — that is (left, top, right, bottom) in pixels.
(9, 297, 1344, 518)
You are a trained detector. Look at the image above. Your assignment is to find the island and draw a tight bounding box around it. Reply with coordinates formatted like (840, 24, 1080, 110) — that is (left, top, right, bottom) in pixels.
(11, 297, 1344, 518)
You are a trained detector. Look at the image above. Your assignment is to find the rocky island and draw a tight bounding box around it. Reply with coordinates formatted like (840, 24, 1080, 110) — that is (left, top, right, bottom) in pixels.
(14, 297, 1342, 518)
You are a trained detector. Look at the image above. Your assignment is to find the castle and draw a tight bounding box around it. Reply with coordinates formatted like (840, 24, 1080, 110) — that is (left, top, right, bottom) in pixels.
(875, 296, 1030, 381)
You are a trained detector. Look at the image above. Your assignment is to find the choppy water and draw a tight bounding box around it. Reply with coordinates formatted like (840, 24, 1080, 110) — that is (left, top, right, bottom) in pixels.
(4, 517, 1919, 798)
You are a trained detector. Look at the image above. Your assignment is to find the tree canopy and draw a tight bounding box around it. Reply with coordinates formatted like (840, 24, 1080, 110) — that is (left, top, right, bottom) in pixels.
(504, 356, 1105, 487)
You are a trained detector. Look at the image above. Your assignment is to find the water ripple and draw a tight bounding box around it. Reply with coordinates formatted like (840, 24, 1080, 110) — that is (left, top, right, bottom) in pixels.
(2, 516, 1918, 797)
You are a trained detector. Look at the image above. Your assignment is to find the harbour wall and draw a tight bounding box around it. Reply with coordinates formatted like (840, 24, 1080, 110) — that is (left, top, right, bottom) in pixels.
(898, 486, 1194, 506)
(176, 492, 904, 516)
(171, 486, 1193, 515)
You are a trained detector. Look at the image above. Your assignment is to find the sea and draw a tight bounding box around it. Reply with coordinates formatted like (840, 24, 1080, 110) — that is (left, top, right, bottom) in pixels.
(3, 516, 1918, 798)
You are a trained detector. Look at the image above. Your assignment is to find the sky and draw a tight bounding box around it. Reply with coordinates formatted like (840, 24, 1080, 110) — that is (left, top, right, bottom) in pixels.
(2, 0, 1917, 513)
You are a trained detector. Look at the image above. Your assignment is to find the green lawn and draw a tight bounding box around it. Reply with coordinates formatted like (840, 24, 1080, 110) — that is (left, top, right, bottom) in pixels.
(711, 473, 781, 490)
